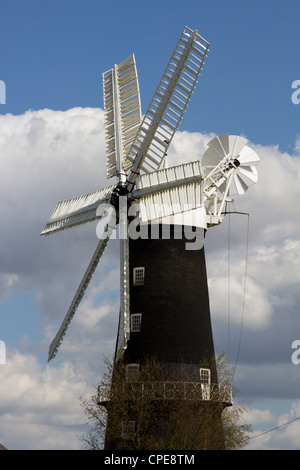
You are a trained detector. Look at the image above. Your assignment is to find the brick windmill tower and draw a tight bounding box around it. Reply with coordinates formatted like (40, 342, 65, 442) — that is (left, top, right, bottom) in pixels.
(42, 26, 259, 449)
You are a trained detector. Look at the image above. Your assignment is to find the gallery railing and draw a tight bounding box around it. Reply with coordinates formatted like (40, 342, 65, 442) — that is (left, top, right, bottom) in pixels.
(97, 381, 233, 405)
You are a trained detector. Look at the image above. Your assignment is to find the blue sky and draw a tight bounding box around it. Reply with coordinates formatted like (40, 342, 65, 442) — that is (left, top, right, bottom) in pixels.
(1, 0, 300, 151)
(1, 0, 300, 450)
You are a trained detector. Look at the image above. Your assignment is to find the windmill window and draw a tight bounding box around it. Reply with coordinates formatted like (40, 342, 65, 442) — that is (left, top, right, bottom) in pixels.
(126, 363, 140, 382)
(131, 313, 142, 332)
(133, 267, 145, 286)
(200, 368, 211, 385)
(122, 421, 136, 438)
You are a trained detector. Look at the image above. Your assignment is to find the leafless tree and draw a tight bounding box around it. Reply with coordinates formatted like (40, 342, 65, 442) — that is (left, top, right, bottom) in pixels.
(80, 354, 251, 450)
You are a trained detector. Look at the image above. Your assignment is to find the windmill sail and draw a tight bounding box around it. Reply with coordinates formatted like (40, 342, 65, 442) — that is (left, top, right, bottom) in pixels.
(131, 160, 204, 222)
(41, 185, 114, 235)
(115, 227, 130, 361)
(133, 160, 203, 196)
(47, 211, 116, 361)
(134, 181, 204, 223)
(103, 54, 142, 179)
(125, 26, 209, 189)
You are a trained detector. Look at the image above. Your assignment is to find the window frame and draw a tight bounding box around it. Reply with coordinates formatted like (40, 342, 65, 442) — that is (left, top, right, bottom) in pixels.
(130, 313, 142, 332)
(200, 368, 211, 401)
(133, 267, 145, 286)
(126, 363, 140, 382)
(121, 421, 136, 438)
(200, 368, 211, 385)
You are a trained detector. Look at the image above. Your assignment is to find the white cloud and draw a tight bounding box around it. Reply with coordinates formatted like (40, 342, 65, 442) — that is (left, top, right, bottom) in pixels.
(0, 350, 90, 449)
(169, 130, 214, 165)
(208, 274, 272, 330)
(243, 407, 275, 426)
(0, 107, 108, 300)
(245, 400, 300, 450)
(0, 107, 113, 449)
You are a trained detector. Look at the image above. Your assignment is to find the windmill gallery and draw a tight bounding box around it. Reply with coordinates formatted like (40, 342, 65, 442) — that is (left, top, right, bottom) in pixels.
(41, 26, 259, 448)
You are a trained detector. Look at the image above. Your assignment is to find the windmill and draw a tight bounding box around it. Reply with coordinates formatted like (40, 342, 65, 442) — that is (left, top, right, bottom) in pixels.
(41, 26, 259, 448)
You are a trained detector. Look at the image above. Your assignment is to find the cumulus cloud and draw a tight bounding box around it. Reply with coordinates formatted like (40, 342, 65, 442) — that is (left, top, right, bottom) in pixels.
(0, 107, 108, 301)
(0, 350, 92, 449)
(244, 400, 300, 450)
(0, 107, 115, 449)
(0, 107, 300, 449)
(208, 274, 272, 330)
